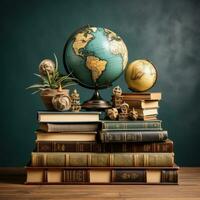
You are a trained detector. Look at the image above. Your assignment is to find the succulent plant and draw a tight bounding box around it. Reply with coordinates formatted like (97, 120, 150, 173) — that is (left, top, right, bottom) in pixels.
(27, 54, 76, 94)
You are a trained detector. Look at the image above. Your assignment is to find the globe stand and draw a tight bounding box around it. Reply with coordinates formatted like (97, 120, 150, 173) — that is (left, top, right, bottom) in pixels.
(81, 89, 112, 111)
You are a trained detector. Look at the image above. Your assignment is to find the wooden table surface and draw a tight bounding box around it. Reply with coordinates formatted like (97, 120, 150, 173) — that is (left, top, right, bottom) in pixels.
(0, 167, 199, 200)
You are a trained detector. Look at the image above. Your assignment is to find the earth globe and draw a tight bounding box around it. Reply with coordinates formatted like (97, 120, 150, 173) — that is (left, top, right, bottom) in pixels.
(63, 25, 128, 110)
(125, 59, 157, 92)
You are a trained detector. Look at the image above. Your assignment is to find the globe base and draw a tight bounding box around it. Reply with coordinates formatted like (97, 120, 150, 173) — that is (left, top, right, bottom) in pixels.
(81, 89, 112, 111)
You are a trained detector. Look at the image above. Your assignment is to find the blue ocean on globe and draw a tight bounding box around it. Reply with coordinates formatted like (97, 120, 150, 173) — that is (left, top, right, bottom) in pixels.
(63, 26, 128, 88)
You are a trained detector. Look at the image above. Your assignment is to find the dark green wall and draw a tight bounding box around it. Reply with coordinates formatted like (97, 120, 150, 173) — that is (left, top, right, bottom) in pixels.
(1, 0, 200, 166)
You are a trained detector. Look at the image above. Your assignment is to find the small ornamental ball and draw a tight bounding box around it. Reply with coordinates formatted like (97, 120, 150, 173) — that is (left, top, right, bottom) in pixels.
(107, 108, 118, 120)
(52, 94, 71, 111)
(120, 102, 129, 114)
(39, 59, 55, 76)
(113, 85, 122, 97)
(125, 59, 157, 92)
(129, 108, 138, 120)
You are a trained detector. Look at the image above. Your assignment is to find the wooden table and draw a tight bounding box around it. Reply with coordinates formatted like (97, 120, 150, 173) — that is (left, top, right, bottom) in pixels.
(0, 167, 199, 200)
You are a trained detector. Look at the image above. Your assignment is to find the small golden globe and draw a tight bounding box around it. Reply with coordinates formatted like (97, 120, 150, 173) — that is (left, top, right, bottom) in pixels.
(125, 59, 157, 92)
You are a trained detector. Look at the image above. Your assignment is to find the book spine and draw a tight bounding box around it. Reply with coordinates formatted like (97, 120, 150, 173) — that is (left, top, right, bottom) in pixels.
(31, 153, 174, 167)
(102, 121, 162, 130)
(100, 131, 168, 143)
(36, 141, 173, 153)
(112, 170, 178, 183)
(112, 170, 146, 182)
(63, 170, 89, 182)
(161, 170, 178, 183)
(124, 100, 143, 108)
(26, 168, 178, 184)
(37, 142, 95, 152)
(40, 123, 99, 132)
(124, 100, 159, 109)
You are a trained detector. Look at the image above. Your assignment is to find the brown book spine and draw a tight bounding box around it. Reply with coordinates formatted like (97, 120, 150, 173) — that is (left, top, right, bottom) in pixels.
(161, 170, 178, 183)
(36, 141, 173, 153)
(124, 100, 159, 109)
(112, 170, 146, 182)
(112, 169, 178, 183)
(63, 170, 89, 182)
(31, 153, 174, 167)
(100, 131, 168, 143)
(26, 168, 178, 184)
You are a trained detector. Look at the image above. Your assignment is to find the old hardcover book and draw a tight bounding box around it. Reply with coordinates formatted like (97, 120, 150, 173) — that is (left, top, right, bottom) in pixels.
(121, 92, 162, 100)
(26, 165, 179, 184)
(135, 108, 158, 117)
(138, 115, 157, 120)
(38, 122, 99, 132)
(100, 130, 167, 143)
(31, 152, 174, 167)
(36, 131, 97, 142)
(124, 100, 159, 109)
(101, 120, 162, 130)
(37, 111, 100, 123)
(36, 139, 173, 153)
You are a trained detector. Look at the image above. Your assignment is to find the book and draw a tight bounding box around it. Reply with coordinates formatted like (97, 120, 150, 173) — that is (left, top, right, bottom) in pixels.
(37, 111, 101, 123)
(25, 166, 179, 184)
(100, 130, 167, 143)
(121, 92, 162, 100)
(124, 100, 159, 109)
(135, 108, 158, 117)
(36, 131, 97, 142)
(31, 152, 174, 167)
(36, 139, 173, 153)
(38, 122, 99, 132)
(138, 115, 157, 120)
(101, 120, 162, 130)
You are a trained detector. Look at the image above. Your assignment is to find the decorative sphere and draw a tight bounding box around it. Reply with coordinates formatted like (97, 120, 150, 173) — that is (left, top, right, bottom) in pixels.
(52, 94, 71, 111)
(39, 59, 55, 76)
(63, 26, 128, 88)
(107, 108, 118, 120)
(125, 59, 157, 92)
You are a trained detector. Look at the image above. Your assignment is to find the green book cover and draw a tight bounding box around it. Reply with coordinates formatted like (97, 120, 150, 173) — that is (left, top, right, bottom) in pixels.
(31, 152, 174, 167)
(101, 120, 162, 130)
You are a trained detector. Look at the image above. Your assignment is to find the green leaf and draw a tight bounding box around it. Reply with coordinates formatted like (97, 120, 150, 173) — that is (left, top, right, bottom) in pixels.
(31, 89, 41, 94)
(46, 70, 52, 86)
(33, 73, 49, 84)
(26, 84, 49, 90)
(62, 82, 76, 88)
(54, 53, 58, 72)
(56, 76, 70, 84)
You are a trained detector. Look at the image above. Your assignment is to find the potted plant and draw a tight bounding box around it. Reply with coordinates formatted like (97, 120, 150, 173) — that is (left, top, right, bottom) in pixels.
(27, 54, 76, 110)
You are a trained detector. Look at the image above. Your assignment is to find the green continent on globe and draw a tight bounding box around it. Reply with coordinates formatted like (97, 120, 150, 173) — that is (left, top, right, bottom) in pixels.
(72, 27, 97, 57)
(86, 56, 107, 82)
(104, 28, 128, 69)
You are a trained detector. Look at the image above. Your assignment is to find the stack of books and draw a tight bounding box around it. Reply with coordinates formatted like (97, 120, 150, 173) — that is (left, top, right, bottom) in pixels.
(26, 111, 101, 184)
(26, 92, 179, 184)
(112, 92, 161, 120)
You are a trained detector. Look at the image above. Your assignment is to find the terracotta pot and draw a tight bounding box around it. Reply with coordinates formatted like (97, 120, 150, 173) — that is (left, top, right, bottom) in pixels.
(40, 88, 69, 110)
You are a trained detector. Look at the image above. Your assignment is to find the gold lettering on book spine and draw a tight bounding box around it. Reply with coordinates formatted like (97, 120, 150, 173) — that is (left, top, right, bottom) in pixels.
(56, 144, 65, 151)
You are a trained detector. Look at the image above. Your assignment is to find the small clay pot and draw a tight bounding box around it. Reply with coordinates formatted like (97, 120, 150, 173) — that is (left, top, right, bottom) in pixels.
(40, 88, 69, 110)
